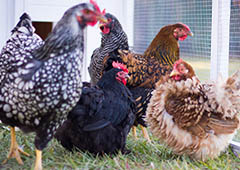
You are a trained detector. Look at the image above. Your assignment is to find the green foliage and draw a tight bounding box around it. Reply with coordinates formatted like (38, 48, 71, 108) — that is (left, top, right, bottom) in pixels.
(0, 126, 239, 170)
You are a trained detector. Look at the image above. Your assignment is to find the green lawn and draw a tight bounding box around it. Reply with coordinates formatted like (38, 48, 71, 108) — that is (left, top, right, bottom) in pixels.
(183, 57, 240, 82)
(0, 126, 239, 170)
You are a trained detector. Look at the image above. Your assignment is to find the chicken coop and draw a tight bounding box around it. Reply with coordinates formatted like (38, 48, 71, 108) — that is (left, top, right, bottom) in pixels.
(0, 0, 239, 82)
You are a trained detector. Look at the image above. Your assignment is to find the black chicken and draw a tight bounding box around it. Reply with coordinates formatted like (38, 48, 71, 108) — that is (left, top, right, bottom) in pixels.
(88, 13, 129, 85)
(0, 1, 106, 170)
(55, 62, 135, 155)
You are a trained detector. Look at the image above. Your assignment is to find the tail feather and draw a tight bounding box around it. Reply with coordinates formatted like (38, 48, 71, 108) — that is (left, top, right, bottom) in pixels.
(226, 69, 240, 90)
(11, 12, 34, 35)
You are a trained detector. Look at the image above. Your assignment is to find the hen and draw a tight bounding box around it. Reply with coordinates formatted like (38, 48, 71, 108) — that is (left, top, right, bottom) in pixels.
(0, 1, 106, 170)
(55, 62, 135, 155)
(146, 59, 240, 160)
(119, 23, 193, 88)
(88, 13, 129, 86)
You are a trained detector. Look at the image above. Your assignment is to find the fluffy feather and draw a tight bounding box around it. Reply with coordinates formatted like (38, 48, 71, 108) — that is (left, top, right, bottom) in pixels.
(146, 60, 240, 161)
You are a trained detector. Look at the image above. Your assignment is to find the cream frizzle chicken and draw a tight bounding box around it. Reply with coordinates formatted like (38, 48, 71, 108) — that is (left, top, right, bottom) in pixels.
(146, 59, 240, 160)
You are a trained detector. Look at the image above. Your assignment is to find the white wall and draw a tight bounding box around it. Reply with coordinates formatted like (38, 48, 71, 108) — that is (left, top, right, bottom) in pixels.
(0, 0, 134, 81)
(0, 0, 15, 50)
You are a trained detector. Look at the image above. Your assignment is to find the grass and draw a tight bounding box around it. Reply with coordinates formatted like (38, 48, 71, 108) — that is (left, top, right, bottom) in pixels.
(183, 57, 240, 82)
(0, 58, 240, 169)
(0, 126, 239, 170)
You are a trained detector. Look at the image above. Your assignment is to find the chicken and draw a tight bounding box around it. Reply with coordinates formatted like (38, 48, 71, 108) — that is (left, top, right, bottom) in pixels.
(88, 13, 129, 85)
(0, 1, 106, 169)
(55, 61, 135, 155)
(118, 23, 193, 88)
(0, 12, 44, 164)
(146, 59, 240, 161)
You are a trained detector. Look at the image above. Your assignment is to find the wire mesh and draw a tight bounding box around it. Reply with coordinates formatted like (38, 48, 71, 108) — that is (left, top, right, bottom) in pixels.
(134, 0, 212, 81)
(229, 0, 240, 76)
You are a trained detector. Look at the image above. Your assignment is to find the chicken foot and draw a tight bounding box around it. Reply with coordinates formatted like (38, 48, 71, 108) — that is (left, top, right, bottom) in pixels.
(2, 127, 30, 165)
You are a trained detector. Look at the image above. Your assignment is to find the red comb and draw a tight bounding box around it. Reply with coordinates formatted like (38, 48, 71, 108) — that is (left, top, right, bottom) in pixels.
(90, 0, 101, 13)
(173, 59, 183, 69)
(112, 61, 128, 73)
(102, 9, 106, 15)
(177, 22, 190, 31)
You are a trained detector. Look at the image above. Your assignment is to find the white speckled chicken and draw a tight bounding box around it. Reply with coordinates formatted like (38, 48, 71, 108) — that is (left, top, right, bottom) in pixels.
(0, 1, 106, 170)
(146, 59, 240, 161)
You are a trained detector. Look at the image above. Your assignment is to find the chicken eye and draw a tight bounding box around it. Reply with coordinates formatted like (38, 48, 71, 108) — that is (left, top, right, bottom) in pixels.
(84, 9, 90, 14)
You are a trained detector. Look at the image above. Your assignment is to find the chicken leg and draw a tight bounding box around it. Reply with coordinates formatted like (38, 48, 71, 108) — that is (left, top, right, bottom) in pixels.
(132, 126, 138, 140)
(140, 125, 151, 142)
(2, 127, 30, 165)
(34, 149, 42, 170)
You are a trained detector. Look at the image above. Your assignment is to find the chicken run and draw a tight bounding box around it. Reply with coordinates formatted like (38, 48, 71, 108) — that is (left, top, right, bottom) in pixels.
(0, 0, 239, 170)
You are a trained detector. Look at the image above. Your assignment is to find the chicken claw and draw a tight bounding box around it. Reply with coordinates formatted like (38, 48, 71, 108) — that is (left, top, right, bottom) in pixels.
(2, 127, 29, 165)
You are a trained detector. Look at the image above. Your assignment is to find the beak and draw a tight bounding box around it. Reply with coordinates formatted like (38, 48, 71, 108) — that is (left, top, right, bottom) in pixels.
(98, 23, 105, 28)
(188, 31, 194, 36)
(96, 14, 107, 23)
(170, 70, 179, 77)
(125, 73, 130, 79)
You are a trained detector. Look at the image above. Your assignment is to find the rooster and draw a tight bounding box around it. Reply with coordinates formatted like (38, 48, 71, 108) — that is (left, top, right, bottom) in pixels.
(146, 59, 240, 161)
(0, 1, 106, 170)
(88, 13, 129, 86)
(55, 62, 135, 155)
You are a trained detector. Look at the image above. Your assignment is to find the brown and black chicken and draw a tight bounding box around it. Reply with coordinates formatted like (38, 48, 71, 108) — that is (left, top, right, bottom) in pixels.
(119, 23, 193, 88)
(55, 62, 135, 155)
(146, 59, 240, 160)
(0, 1, 106, 170)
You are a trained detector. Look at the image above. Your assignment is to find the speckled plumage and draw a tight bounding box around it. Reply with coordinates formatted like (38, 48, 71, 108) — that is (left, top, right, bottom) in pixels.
(0, 13, 43, 82)
(88, 13, 129, 85)
(146, 69, 240, 161)
(0, 3, 95, 151)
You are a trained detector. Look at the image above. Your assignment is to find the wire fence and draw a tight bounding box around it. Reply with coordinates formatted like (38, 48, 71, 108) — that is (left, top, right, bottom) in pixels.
(134, 0, 240, 81)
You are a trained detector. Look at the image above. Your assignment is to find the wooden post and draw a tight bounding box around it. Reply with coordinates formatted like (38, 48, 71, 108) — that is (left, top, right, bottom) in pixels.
(210, 0, 231, 80)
